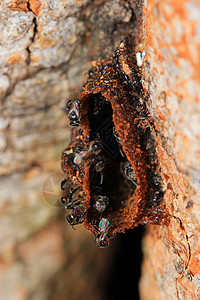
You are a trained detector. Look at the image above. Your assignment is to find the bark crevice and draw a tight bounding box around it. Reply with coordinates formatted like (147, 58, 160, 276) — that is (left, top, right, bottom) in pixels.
(25, 17, 38, 65)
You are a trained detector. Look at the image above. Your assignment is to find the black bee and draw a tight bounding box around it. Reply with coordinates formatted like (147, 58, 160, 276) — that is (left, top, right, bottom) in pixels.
(66, 98, 80, 126)
(121, 161, 137, 186)
(60, 179, 81, 209)
(93, 195, 109, 212)
(66, 203, 86, 226)
(73, 139, 102, 165)
(92, 218, 115, 248)
(73, 139, 105, 184)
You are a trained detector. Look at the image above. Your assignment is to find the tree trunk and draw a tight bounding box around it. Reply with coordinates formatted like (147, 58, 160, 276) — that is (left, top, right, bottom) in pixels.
(0, 0, 199, 299)
(139, 1, 200, 299)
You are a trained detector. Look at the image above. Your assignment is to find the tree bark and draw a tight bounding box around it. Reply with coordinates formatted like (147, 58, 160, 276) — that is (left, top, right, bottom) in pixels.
(139, 1, 200, 299)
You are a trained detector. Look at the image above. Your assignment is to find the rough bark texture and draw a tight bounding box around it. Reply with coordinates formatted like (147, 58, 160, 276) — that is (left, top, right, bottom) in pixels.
(139, 1, 200, 299)
(0, 0, 136, 299)
(0, 0, 199, 299)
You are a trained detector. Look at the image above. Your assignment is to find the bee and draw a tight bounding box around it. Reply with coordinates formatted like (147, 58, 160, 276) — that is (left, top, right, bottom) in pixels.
(94, 155, 105, 173)
(61, 190, 81, 210)
(93, 154, 105, 184)
(60, 178, 68, 190)
(60, 179, 81, 209)
(121, 161, 137, 186)
(113, 127, 125, 157)
(93, 218, 115, 248)
(74, 139, 105, 184)
(74, 139, 102, 165)
(66, 98, 80, 126)
(66, 203, 87, 226)
(93, 195, 109, 213)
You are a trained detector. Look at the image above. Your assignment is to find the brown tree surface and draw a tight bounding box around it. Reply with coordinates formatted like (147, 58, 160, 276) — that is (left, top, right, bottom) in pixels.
(0, 0, 199, 299)
(139, 1, 200, 299)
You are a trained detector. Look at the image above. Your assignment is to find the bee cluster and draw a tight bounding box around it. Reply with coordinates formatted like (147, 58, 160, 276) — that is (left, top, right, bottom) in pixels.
(61, 97, 137, 248)
(60, 39, 169, 247)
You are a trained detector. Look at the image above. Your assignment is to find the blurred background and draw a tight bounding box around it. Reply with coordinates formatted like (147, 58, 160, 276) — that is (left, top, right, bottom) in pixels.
(0, 1, 144, 299)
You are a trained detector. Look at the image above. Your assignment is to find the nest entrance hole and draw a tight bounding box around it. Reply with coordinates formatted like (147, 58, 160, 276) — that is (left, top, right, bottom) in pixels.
(87, 93, 136, 224)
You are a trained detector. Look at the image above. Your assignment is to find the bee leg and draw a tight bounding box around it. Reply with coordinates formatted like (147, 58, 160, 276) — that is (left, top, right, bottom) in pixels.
(100, 172, 103, 185)
(119, 145, 125, 157)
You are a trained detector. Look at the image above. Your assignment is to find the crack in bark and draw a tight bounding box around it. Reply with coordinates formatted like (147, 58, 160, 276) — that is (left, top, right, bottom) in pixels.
(3, 0, 133, 104)
(26, 17, 38, 65)
(172, 215, 191, 272)
(27, 0, 34, 14)
(2, 2, 93, 103)
(1, 57, 74, 105)
(1, 68, 40, 105)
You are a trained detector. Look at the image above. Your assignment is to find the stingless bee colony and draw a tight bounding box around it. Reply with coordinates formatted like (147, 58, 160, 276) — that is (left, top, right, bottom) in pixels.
(61, 38, 170, 248)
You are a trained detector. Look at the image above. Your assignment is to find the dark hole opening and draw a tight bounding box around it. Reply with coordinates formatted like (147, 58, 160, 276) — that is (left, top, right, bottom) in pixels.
(86, 93, 143, 297)
(89, 93, 122, 160)
(86, 93, 136, 225)
(103, 226, 144, 300)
